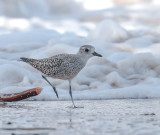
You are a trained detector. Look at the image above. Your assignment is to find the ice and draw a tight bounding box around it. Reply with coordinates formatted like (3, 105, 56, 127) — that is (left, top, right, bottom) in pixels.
(1, 0, 160, 101)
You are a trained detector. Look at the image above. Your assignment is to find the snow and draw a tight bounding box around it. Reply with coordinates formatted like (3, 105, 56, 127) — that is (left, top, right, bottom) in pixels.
(0, 0, 160, 100)
(88, 19, 129, 42)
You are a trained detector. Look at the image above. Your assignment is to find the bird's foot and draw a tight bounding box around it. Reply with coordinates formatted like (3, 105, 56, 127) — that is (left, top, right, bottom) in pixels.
(73, 106, 84, 109)
(66, 105, 84, 109)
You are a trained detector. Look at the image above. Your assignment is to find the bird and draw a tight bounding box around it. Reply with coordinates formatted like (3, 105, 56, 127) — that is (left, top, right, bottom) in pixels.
(20, 45, 102, 108)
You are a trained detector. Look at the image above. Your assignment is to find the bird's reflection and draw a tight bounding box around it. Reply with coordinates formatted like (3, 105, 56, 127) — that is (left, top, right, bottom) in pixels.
(68, 108, 73, 129)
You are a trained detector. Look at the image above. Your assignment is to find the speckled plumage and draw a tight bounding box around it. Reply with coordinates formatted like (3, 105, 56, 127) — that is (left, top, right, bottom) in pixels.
(21, 54, 86, 80)
(20, 45, 102, 107)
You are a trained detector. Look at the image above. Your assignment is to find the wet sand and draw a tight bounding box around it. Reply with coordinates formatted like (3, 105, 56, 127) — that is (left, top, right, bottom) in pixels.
(0, 99, 160, 135)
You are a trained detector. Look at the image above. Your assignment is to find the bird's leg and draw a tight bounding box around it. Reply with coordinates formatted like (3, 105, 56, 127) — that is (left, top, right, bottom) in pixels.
(69, 80, 77, 108)
(42, 75, 59, 98)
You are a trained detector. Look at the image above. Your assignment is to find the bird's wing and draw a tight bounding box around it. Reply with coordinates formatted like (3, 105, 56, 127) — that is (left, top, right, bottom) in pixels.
(21, 54, 76, 77)
(34, 54, 74, 76)
(42, 55, 63, 67)
(21, 56, 63, 68)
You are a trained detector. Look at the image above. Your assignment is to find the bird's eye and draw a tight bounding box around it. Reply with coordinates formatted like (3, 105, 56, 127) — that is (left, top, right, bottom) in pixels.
(85, 48, 89, 52)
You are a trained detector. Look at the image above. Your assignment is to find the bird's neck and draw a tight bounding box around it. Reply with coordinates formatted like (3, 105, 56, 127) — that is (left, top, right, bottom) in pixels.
(76, 53, 91, 63)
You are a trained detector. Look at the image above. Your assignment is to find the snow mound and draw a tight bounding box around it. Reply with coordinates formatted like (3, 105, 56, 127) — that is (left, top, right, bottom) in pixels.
(1, 0, 160, 100)
(0, 63, 38, 88)
(118, 53, 160, 78)
(88, 19, 129, 42)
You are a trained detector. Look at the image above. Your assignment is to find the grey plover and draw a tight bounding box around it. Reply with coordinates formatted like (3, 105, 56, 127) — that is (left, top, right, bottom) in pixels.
(20, 45, 102, 108)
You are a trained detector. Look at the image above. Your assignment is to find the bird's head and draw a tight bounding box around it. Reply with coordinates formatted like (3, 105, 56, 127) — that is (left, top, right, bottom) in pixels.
(78, 45, 102, 58)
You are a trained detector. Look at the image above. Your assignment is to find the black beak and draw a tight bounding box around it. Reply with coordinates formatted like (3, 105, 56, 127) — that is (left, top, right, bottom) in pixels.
(92, 51, 102, 57)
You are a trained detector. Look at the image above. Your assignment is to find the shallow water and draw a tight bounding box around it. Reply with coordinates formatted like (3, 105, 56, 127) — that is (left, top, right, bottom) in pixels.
(0, 99, 160, 135)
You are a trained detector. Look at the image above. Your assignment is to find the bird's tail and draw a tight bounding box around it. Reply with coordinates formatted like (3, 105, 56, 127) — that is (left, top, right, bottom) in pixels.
(20, 57, 36, 65)
(20, 57, 30, 63)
